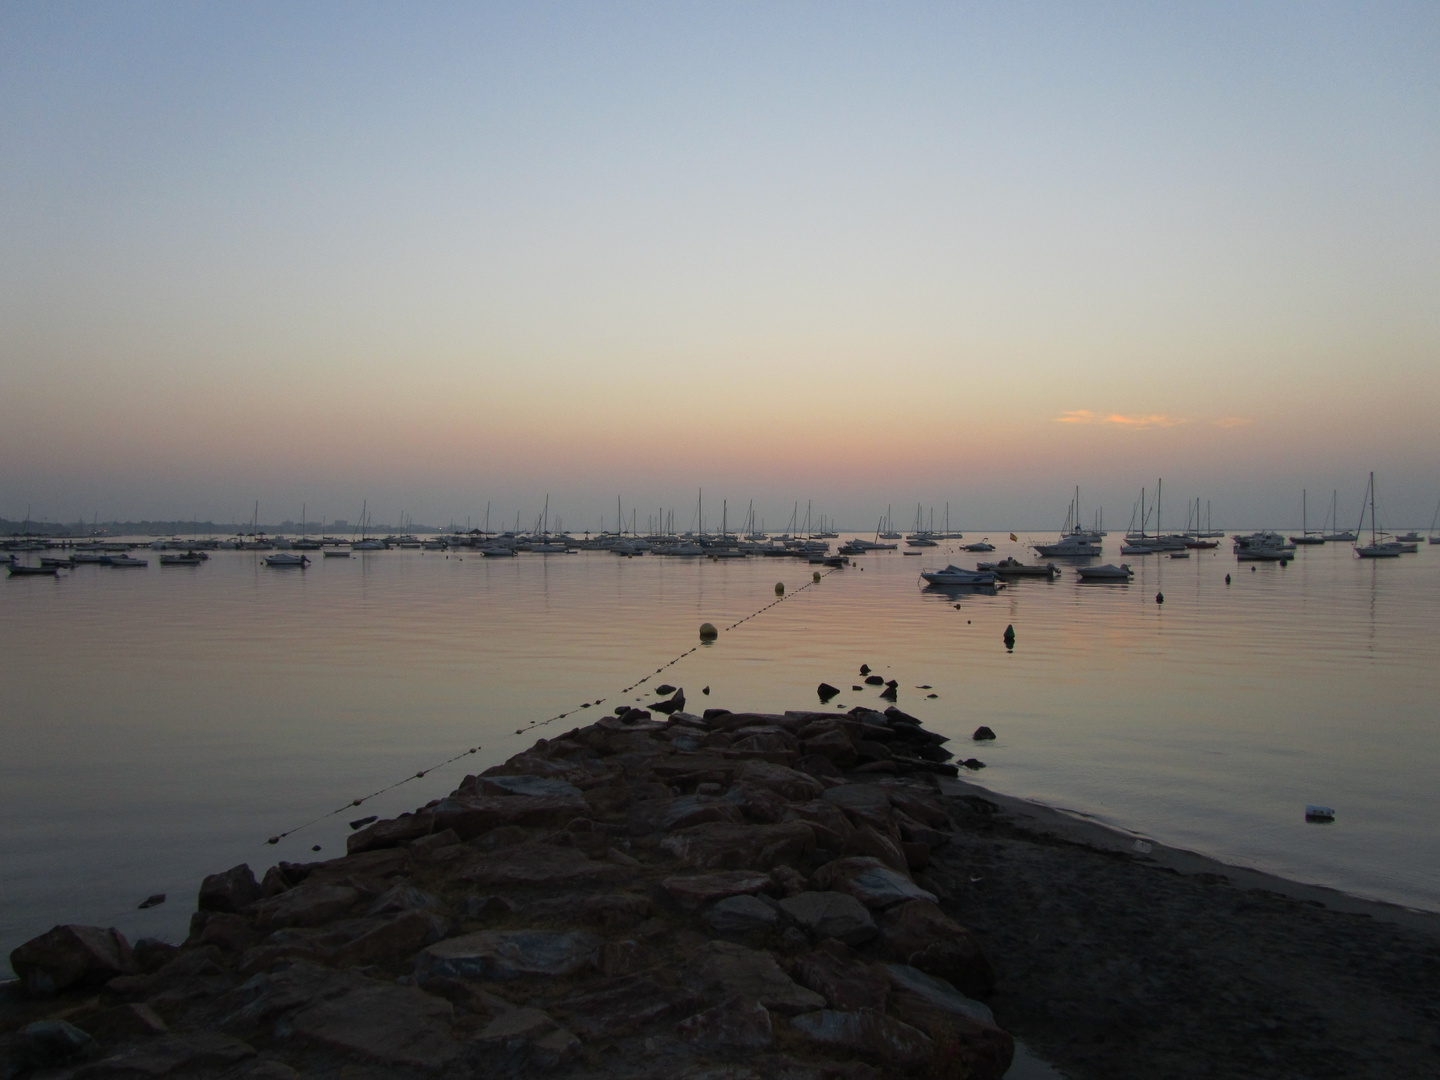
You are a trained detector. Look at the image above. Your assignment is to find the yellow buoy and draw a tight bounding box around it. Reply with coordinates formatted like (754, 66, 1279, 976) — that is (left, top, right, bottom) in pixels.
(699, 622, 718, 640)
(774, 582, 785, 595)
(812, 571, 821, 582)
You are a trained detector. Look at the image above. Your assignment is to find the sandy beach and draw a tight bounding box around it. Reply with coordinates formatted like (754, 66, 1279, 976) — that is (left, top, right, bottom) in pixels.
(929, 776, 1440, 1079)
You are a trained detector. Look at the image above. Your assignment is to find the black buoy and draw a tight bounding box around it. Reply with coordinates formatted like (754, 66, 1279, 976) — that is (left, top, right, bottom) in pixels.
(1156, 591, 1164, 604)
(1003, 624, 1015, 650)
(1252, 566, 1257, 572)
(1225, 574, 1231, 585)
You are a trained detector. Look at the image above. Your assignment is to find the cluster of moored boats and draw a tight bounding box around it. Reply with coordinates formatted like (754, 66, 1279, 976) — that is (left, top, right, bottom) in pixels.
(916, 477, 1436, 589)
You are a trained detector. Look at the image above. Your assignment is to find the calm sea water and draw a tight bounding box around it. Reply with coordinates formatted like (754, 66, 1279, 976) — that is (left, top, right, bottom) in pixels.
(3, 536, 1438, 974)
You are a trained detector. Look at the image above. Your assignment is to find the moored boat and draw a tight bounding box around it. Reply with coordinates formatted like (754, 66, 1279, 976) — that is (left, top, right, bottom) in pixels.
(264, 552, 310, 568)
(920, 564, 1001, 586)
(1076, 562, 1134, 581)
(978, 557, 1061, 578)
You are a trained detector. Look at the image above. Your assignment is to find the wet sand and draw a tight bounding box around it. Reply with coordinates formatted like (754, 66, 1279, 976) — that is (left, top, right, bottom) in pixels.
(929, 777, 1440, 1079)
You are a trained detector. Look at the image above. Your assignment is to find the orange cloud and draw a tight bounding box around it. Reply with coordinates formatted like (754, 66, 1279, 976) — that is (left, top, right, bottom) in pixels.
(1055, 410, 1187, 428)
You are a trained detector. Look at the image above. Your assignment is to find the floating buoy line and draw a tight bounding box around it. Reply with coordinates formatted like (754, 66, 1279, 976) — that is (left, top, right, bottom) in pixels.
(263, 565, 843, 847)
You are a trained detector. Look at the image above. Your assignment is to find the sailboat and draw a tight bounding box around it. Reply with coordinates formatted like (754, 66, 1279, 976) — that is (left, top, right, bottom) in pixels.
(1320, 491, 1357, 542)
(1289, 490, 1325, 545)
(1355, 473, 1406, 558)
(351, 502, 386, 550)
(292, 504, 323, 550)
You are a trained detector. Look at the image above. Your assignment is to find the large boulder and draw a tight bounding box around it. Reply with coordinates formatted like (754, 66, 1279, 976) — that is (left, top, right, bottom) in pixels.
(776, 892, 876, 946)
(345, 813, 434, 854)
(736, 761, 824, 802)
(880, 900, 995, 999)
(793, 945, 889, 1012)
(659, 821, 815, 871)
(416, 930, 600, 982)
(813, 856, 937, 909)
(681, 941, 825, 1015)
(788, 1008, 933, 1065)
(9, 924, 134, 996)
(198, 864, 262, 913)
(883, 966, 1014, 1080)
(251, 882, 361, 931)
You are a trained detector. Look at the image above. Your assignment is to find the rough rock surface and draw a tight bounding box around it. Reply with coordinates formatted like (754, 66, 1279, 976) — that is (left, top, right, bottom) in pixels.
(17, 698, 1306, 1080)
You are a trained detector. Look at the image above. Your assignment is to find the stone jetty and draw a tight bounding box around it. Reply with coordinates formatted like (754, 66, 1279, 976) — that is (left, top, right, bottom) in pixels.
(3, 702, 1015, 1080)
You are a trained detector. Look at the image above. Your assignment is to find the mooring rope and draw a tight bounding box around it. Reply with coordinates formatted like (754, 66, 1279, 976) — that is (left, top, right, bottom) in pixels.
(263, 563, 842, 846)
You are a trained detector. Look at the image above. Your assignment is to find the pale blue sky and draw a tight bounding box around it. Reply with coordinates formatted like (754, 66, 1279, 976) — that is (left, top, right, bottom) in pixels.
(2, 2, 1437, 528)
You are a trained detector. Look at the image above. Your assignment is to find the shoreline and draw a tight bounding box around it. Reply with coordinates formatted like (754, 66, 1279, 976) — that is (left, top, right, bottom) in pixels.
(937, 773, 1440, 934)
(4, 700, 1438, 1080)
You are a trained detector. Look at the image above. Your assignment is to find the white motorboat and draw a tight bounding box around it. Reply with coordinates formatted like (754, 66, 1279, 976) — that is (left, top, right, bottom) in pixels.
(978, 558, 1061, 578)
(961, 541, 995, 552)
(102, 555, 148, 567)
(1033, 535, 1102, 557)
(1076, 563, 1134, 581)
(920, 564, 1001, 586)
(1234, 532, 1291, 561)
(264, 552, 310, 567)
(478, 544, 517, 557)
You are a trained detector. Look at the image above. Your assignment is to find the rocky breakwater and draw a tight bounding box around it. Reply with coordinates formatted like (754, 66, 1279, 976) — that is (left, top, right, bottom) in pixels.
(2, 702, 1014, 1080)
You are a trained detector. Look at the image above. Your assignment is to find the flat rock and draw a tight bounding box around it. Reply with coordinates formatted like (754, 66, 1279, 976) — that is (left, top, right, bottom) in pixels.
(662, 871, 774, 911)
(705, 895, 780, 934)
(630, 795, 746, 835)
(429, 794, 590, 841)
(472, 1006, 557, 1048)
(252, 882, 361, 930)
(416, 929, 600, 981)
(558, 973, 701, 1038)
(677, 996, 773, 1048)
(346, 812, 435, 854)
(681, 941, 825, 1015)
(73, 1033, 255, 1077)
(881, 963, 994, 1024)
(813, 857, 937, 909)
(478, 774, 583, 799)
(660, 821, 816, 871)
(776, 892, 877, 946)
(329, 909, 449, 966)
(460, 843, 620, 887)
(788, 1007, 933, 1065)
(287, 974, 461, 1069)
(9, 924, 134, 996)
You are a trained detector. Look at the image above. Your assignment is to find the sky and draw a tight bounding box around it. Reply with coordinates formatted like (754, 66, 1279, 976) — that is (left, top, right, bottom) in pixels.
(2, 1, 1437, 531)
